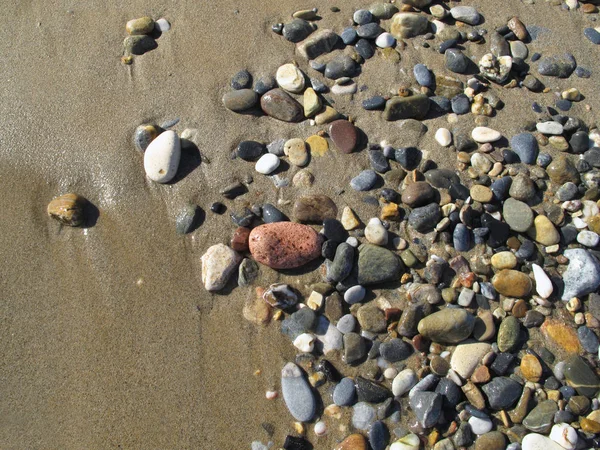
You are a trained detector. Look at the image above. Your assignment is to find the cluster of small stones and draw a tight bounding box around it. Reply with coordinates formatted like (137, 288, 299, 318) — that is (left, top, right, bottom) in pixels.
(121, 16, 170, 64)
(46, 3, 600, 450)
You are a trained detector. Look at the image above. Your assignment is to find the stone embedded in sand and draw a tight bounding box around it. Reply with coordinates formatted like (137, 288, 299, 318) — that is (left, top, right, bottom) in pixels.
(123, 35, 157, 55)
(538, 53, 577, 78)
(276, 64, 305, 94)
(492, 269, 532, 297)
(201, 243, 242, 291)
(329, 120, 359, 154)
(222, 89, 258, 112)
(143, 129, 181, 183)
(260, 88, 304, 122)
(293, 195, 338, 223)
(383, 95, 430, 121)
(389, 12, 429, 39)
(417, 308, 475, 344)
(249, 222, 323, 269)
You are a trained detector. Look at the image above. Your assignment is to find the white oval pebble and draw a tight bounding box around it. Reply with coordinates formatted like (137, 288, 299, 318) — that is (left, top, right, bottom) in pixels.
(577, 230, 600, 247)
(384, 367, 399, 379)
(143, 130, 181, 183)
(266, 390, 278, 399)
(392, 369, 418, 397)
(435, 128, 452, 146)
(532, 264, 553, 299)
(255, 153, 280, 175)
(536, 121, 564, 135)
(314, 420, 327, 436)
(276, 63, 305, 93)
(375, 32, 396, 48)
(572, 216, 588, 229)
(365, 217, 388, 245)
(583, 200, 600, 218)
(293, 333, 315, 353)
(468, 416, 492, 435)
(549, 423, 577, 450)
(344, 285, 366, 304)
(156, 18, 171, 32)
(471, 126, 502, 143)
(346, 236, 359, 247)
(522, 433, 567, 450)
(331, 82, 357, 95)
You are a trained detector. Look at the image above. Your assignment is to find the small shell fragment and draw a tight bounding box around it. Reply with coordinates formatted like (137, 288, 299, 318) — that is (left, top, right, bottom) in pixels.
(47, 193, 86, 226)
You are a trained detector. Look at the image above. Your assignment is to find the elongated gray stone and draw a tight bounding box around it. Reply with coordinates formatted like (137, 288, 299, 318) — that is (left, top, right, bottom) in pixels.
(281, 362, 316, 422)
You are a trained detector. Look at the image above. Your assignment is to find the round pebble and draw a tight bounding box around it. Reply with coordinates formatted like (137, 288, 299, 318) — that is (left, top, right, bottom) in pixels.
(255, 153, 280, 174)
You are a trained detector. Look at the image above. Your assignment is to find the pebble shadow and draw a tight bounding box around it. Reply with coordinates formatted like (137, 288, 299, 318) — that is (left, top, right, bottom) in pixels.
(83, 201, 100, 228)
(170, 139, 202, 184)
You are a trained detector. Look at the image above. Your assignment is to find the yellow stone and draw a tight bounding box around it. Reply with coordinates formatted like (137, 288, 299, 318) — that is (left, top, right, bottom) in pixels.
(306, 135, 328, 157)
(341, 206, 360, 230)
(587, 410, 600, 422)
(490, 251, 517, 270)
(587, 215, 600, 234)
(540, 318, 582, 354)
(380, 47, 401, 63)
(528, 215, 560, 246)
(581, 418, 600, 434)
(381, 202, 402, 221)
(520, 354, 542, 382)
(315, 106, 340, 125)
(303, 87, 322, 117)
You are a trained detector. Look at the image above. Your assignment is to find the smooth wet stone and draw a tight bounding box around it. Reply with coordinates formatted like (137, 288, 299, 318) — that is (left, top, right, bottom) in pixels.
(453, 224, 470, 252)
(357, 244, 403, 285)
(425, 169, 460, 189)
(260, 89, 304, 122)
(482, 377, 522, 410)
(365, 218, 388, 245)
(237, 140, 265, 161)
(395, 147, 421, 170)
(281, 362, 316, 422)
(363, 96, 386, 110)
(176, 204, 201, 234)
(563, 355, 600, 397)
(532, 264, 553, 298)
(223, 89, 258, 112)
(126, 16, 155, 35)
(303, 88, 321, 118)
(344, 285, 365, 305)
(413, 63, 433, 87)
(451, 94, 470, 115)
(293, 195, 337, 223)
(328, 243, 354, 283)
(329, 120, 358, 154)
(537, 121, 563, 135)
(334, 377, 357, 406)
(370, 3, 399, 19)
(143, 129, 181, 183)
(297, 29, 339, 59)
(123, 35, 157, 55)
(570, 131, 589, 154)
(376, 32, 395, 48)
(469, 416, 492, 435)
(450, 6, 480, 25)
(408, 203, 441, 233)
(510, 40, 528, 60)
(546, 155, 580, 185)
(584, 27, 600, 45)
(445, 49, 471, 74)
(401, 182, 435, 208)
(450, 341, 491, 379)
(523, 400, 557, 433)
(337, 314, 356, 334)
(497, 316, 521, 353)
(409, 391, 442, 428)
(522, 434, 566, 450)
(380, 338, 412, 362)
(261, 204, 286, 224)
(355, 39, 375, 59)
(509, 173, 536, 202)
(230, 69, 252, 90)
(435, 128, 452, 147)
(521, 354, 543, 382)
(282, 19, 314, 43)
(538, 53, 577, 78)
(369, 150, 389, 173)
(541, 319, 581, 354)
(255, 153, 280, 175)
(324, 54, 360, 80)
(369, 421, 389, 450)
(201, 244, 242, 291)
(417, 308, 475, 344)
(390, 12, 428, 39)
(383, 95, 430, 121)
(133, 124, 158, 152)
(392, 369, 417, 397)
(492, 269, 532, 297)
(249, 222, 323, 269)
(341, 27, 358, 45)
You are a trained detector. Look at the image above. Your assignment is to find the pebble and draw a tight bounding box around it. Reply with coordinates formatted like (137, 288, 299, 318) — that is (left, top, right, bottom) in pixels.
(249, 222, 323, 269)
(435, 128, 452, 147)
(532, 264, 553, 298)
(123, 35, 157, 55)
(392, 369, 418, 397)
(333, 377, 357, 406)
(328, 243, 354, 282)
(450, 341, 491, 378)
(282, 19, 314, 43)
(453, 224, 471, 252)
(492, 269, 532, 297)
(536, 121, 563, 135)
(260, 89, 304, 122)
(511, 132, 539, 164)
(451, 94, 470, 115)
(281, 362, 316, 422)
(538, 53, 577, 78)
(341, 27, 358, 45)
(481, 376, 522, 410)
(356, 244, 403, 285)
(522, 434, 566, 450)
(380, 338, 412, 362)
(490, 251, 516, 269)
(262, 204, 286, 223)
(329, 120, 359, 154)
(231, 69, 252, 90)
(303, 88, 321, 118)
(276, 64, 305, 93)
(363, 96, 386, 111)
(375, 32, 395, 48)
(450, 6, 480, 25)
(369, 421, 389, 450)
(417, 308, 475, 344)
(584, 27, 600, 45)
(409, 391, 442, 427)
(472, 127, 501, 143)
(351, 170, 378, 191)
(357, 23, 383, 39)
(578, 230, 600, 247)
(528, 215, 560, 246)
(468, 416, 492, 435)
(335, 434, 367, 450)
(176, 204, 201, 235)
(389, 12, 429, 39)
(521, 354, 543, 382)
(352, 402, 376, 430)
(365, 217, 388, 245)
(523, 400, 558, 433)
(201, 244, 242, 291)
(549, 423, 577, 450)
(445, 49, 471, 74)
(254, 75, 277, 95)
(325, 55, 360, 79)
(47, 193, 86, 226)
(413, 64, 434, 87)
(255, 153, 280, 174)
(237, 140, 264, 161)
(284, 138, 309, 167)
(390, 433, 420, 450)
(238, 258, 258, 287)
(561, 249, 600, 300)
(293, 195, 337, 223)
(408, 203, 441, 233)
(133, 124, 158, 152)
(143, 129, 181, 183)
(155, 18, 170, 32)
(331, 82, 358, 95)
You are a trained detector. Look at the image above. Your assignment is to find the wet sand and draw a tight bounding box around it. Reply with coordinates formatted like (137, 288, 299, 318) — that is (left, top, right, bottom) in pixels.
(1, 0, 600, 448)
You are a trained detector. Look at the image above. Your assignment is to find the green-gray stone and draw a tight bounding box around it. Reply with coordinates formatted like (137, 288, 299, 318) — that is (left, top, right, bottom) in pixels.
(563, 355, 600, 397)
(222, 89, 259, 112)
(523, 400, 558, 433)
(400, 249, 418, 267)
(383, 95, 430, 121)
(176, 204, 200, 234)
(357, 244, 403, 285)
(497, 316, 521, 352)
(417, 308, 475, 344)
(369, 3, 399, 19)
(238, 258, 259, 287)
(503, 198, 534, 232)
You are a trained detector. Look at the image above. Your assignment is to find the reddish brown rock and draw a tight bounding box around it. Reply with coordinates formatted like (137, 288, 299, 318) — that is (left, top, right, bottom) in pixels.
(249, 222, 324, 269)
(293, 195, 338, 223)
(401, 181, 436, 207)
(329, 119, 359, 154)
(334, 433, 368, 450)
(260, 88, 304, 122)
(231, 226, 251, 252)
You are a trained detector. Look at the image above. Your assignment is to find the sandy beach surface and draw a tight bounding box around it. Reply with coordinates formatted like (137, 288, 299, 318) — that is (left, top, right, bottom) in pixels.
(2, 0, 600, 448)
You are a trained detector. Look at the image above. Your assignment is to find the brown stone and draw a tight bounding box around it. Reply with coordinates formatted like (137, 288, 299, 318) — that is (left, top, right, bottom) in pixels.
(492, 270, 532, 297)
(583, 4, 599, 13)
(507, 17, 528, 41)
(381, 202, 402, 221)
(293, 195, 338, 222)
(540, 319, 582, 354)
(520, 354, 542, 382)
(512, 299, 528, 318)
(249, 222, 324, 269)
(242, 289, 272, 326)
(509, 386, 532, 424)
(231, 226, 251, 252)
(260, 88, 304, 122)
(462, 381, 486, 409)
(546, 155, 580, 185)
(471, 365, 491, 384)
(329, 120, 359, 154)
(580, 418, 600, 434)
(401, 181, 436, 207)
(334, 433, 368, 450)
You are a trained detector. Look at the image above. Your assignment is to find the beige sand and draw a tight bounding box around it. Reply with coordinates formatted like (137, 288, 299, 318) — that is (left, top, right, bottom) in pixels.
(1, 0, 599, 448)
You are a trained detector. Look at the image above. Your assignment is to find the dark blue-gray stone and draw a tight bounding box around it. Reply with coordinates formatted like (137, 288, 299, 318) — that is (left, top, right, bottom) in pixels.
(325, 54, 360, 79)
(570, 131, 589, 154)
(435, 378, 462, 408)
(357, 23, 383, 39)
(176, 204, 201, 234)
(585, 27, 600, 45)
(262, 203, 287, 223)
(450, 183, 470, 201)
(409, 392, 442, 427)
(231, 69, 252, 90)
(369, 150, 390, 173)
(490, 353, 515, 376)
(281, 363, 316, 422)
(408, 203, 441, 233)
(429, 96, 452, 114)
(555, 99, 571, 111)
(445, 49, 471, 74)
(575, 66, 592, 78)
(584, 148, 600, 168)
(254, 74, 276, 95)
(556, 182, 579, 201)
(380, 338, 412, 362)
(537, 153, 552, 168)
(439, 39, 458, 54)
(351, 169, 379, 191)
(480, 213, 509, 248)
(281, 308, 317, 339)
(355, 39, 375, 59)
(282, 19, 314, 43)
(236, 141, 264, 160)
(356, 377, 392, 403)
(328, 243, 354, 283)
(425, 169, 460, 189)
(451, 94, 470, 115)
(363, 96, 386, 110)
(310, 78, 327, 93)
(510, 133, 539, 164)
(369, 421, 390, 450)
(531, 52, 541, 62)
(538, 53, 577, 78)
(395, 147, 421, 170)
(414, 64, 433, 87)
(491, 176, 512, 201)
(341, 27, 358, 45)
(323, 218, 348, 242)
(354, 9, 373, 25)
(482, 377, 522, 410)
(453, 224, 471, 252)
(333, 377, 357, 406)
(578, 326, 599, 354)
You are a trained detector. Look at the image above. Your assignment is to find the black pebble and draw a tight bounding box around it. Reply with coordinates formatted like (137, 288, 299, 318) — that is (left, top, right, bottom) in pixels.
(395, 147, 421, 170)
(531, 52, 541, 62)
(236, 140, 265, 161)
(210, 202, 226, 214)
(283, 435, 312, 450)
(323, 218, 348, 242)
(355, 38, 375, 59)
(271, 23, 283, 35)
(231, 69, 252, 90)
(362, 96, 386, 110)
(262, 203, 287, 223)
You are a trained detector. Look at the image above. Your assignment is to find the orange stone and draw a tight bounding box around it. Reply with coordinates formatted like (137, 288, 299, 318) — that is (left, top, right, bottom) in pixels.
(231, 226, 251, 252)
(520, 354, 543, 382)
(541, 319, 582, 354)
(249, 222, 323, 269)
(334, 433, 368, 450)
(581, 418, 600, 434)
(471, 365, 491, 384)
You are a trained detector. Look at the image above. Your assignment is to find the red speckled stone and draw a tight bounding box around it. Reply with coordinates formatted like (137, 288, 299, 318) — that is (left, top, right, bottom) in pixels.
(329, 119, 358, 154)
(249, 222, 324, 269)
(231, 226, 251, 252)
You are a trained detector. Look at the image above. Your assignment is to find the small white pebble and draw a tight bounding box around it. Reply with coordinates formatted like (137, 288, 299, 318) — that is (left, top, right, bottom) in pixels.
(384, 367, 398, 379)
(314, 421, 327, 436)
(346, 236, 359, 247)
(266, 390, 278, 400)
(435, 128, 452, 147)
(156, 18, 171, 32)
(293, 333, 315, 353)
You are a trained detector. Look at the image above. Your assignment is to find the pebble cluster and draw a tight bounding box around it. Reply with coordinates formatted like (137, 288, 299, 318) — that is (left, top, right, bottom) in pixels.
(46, 2, 600, 450)
(121, 16, 170, 64)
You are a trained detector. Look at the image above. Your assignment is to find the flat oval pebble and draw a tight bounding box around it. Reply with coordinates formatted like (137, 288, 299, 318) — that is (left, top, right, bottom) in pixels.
(351, 170, 378, 191)
(435, 128, 452, 146)
(584, 27, 600, 45)
(223, 89, 258, 112)
(260, 89, 304, 122)
(329, 120, 359, 154)
(417, 308, 475, 344)
(472, 127, 501, 143)
(284, 138, 309, 166)
(522, 433, 567, 450)
(201, 243, 242, 291)
(143, 130, 181, 183)
(276, 64, 305, 93)
(492, 269, 532, 297)
(536, 121, 563, 135)
(255, 153, 280, 174)
(375, 32, 395, 48)
(344, 285, 366, 304)
(249, 222, 323, 269)
(281, 362, 316, 422)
